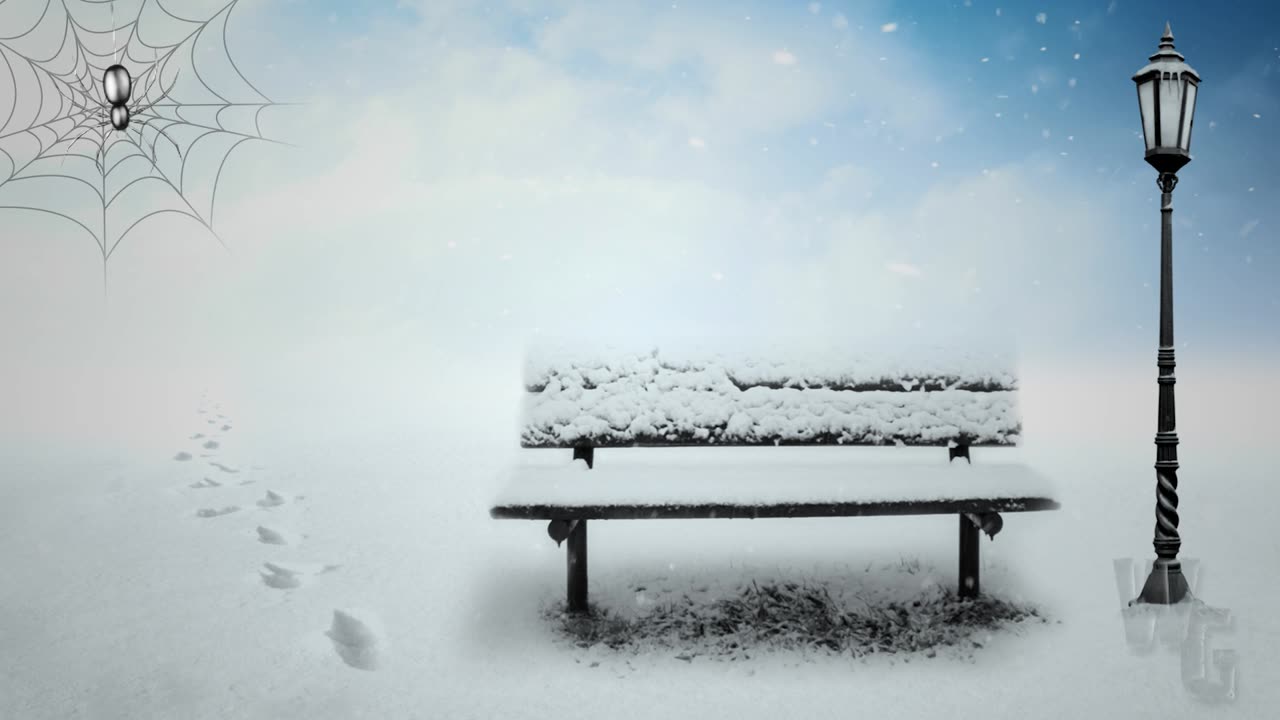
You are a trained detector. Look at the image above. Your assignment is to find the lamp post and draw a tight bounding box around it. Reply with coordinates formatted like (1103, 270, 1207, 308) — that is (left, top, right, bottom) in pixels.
(1131, 22, 1201, 606)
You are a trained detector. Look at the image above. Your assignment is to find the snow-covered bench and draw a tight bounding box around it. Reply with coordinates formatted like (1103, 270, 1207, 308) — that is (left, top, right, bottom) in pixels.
(490, 344, 1060, 613)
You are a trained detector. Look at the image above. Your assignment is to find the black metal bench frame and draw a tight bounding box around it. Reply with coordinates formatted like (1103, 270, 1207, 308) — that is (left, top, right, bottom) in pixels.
(491, 443, 1060, 613)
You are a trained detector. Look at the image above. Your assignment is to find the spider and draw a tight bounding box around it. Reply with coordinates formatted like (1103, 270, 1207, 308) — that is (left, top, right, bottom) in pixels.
(97, 62, 178, 131)
(59, 61, 182, 171)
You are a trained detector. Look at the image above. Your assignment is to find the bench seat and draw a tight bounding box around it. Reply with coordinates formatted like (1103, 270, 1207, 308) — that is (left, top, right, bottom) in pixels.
(491, 450, 1058, 520)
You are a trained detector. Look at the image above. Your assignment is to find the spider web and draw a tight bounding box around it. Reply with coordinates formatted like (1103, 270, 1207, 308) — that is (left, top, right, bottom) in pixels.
(0, 0, 294, 278)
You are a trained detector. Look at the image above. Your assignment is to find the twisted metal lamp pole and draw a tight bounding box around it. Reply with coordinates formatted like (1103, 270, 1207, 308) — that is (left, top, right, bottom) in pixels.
(1132, 23, 1200, 605)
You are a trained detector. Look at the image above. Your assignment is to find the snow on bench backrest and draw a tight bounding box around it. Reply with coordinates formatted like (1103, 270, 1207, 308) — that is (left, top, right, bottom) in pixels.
(521, 342, 1021, 448)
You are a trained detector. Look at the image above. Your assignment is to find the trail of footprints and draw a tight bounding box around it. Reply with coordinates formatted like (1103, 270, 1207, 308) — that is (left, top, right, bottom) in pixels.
(176, 395, 383, 671)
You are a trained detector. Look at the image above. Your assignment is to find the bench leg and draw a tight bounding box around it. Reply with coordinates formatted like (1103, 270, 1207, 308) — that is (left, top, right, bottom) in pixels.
(959, 513, 980, 598)
(567, 519, 588, 613)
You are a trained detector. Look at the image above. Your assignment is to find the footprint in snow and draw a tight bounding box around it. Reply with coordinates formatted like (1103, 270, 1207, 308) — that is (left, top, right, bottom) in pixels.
(256, 526, 290, 545)
(174, 452, 193, 462)
(196, 506, 240, 518)
(202, 440, 220, 450)
(220, 425, 232, 432)
(259, 561, 340, 589)
(261, 563, 301, 589)
(257, 490, 287, 508)
(326, 609, 384, 671)
(190, 477, 222, 489)
(209, 462, 239, 474)
(190, 433, 205, 440)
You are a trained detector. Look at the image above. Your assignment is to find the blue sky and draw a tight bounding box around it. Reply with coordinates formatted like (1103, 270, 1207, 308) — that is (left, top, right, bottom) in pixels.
(3, 0, 1279, 436)
(218, 0, 1279, 356)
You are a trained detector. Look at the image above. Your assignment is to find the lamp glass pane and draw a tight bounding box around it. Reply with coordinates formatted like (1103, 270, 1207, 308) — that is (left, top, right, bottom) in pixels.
(1180, 81, 1198, 152)
(1138, 77, 1157, 151)
(1159, 73, 1183, 149)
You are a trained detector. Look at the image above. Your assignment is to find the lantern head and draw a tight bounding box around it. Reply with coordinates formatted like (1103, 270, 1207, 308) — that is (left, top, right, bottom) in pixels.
(1133, 23, 1200, 175)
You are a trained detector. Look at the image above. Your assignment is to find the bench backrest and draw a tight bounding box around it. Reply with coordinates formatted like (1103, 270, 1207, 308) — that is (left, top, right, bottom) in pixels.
(521, 344, 1021, 449)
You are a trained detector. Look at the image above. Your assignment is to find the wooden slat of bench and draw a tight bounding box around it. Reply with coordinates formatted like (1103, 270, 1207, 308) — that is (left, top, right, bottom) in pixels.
(490, 460, 1059, 520)
(492, 497, 1059, 521)
(525, 344, 1020, 393)
(523, 387, 1022, 449)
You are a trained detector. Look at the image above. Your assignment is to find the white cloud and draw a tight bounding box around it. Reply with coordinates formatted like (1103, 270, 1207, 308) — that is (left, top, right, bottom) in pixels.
(531, 6, 854, 140)
(1, 0, 1143, 444)
(880, 22, 898, 33)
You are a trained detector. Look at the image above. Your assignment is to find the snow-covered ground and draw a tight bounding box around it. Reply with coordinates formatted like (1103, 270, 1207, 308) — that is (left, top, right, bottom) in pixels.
(2, 358, 1276, 719)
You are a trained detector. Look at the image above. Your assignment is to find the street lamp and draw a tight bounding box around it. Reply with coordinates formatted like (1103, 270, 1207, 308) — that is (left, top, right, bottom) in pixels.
(1131, 22, 1200, 605)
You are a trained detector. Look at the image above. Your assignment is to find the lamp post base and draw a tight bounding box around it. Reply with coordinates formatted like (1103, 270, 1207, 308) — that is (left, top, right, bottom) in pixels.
(1132, 559, 1191, 605)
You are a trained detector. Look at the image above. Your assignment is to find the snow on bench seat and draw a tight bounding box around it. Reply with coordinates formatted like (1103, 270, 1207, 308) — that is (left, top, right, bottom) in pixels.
(490, 448, 1058, 520)
(521, 343, 1023, 448)
(525, 342, 1018, 393)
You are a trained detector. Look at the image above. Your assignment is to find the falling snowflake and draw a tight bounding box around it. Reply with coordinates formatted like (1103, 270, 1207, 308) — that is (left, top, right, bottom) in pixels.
(1035, 12, 1047, 24)
(772, 50, 797, 65)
